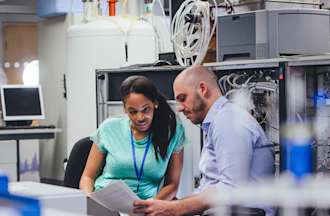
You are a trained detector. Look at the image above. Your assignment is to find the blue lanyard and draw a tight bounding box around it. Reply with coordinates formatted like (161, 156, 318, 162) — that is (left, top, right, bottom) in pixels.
(130, 130, 151, 192)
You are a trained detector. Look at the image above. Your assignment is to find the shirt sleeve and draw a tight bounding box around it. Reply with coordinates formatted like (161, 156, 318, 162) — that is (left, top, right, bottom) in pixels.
(211, 116, 253, 188)
(172, 122, 187, 153)
(90, 120, 108, 154)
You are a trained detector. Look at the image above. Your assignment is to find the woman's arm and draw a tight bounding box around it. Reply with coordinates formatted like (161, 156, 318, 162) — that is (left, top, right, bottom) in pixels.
(79, 143, 105, 196)
(155, 150, 184, 200)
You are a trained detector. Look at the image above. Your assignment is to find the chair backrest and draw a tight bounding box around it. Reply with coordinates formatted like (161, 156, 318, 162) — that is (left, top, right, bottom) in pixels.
(230, 206, 266, 216)
(64, 137, 93, 188)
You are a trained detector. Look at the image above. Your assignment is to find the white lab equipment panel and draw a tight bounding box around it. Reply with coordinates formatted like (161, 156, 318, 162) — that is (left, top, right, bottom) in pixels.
(66, 18, 157, 156)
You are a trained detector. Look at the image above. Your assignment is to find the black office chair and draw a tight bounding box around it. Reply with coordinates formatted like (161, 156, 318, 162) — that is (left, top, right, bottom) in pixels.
(63, 137, 93, 188)
(230, 206, 266, 216)
(64, 137, 119, 216)
(204, 206, 265, 216)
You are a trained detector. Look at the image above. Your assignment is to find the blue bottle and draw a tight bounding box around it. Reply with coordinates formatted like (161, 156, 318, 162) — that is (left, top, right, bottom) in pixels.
(283, 123, 313, 179)
(0, 172, 9, 194)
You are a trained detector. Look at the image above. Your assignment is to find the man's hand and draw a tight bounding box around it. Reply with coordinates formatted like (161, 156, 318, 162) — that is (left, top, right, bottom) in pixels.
(133, 199, 179, 216)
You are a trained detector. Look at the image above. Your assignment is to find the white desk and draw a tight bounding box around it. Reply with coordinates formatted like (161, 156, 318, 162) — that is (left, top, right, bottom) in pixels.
(9, 181, 119, 216)
(10, 181, 87, 215)
(0, 128, 61, 181)
(43, 209, 86, 216)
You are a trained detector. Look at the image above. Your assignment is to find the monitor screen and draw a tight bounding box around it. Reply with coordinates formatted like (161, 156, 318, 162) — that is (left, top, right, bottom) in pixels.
(0, 85, 45, 121)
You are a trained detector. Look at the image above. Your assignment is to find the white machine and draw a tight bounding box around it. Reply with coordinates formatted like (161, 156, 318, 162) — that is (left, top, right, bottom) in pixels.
(217, 9, 330, 61)
(66, 17, 157, 154)
(9, 181, 87, 214)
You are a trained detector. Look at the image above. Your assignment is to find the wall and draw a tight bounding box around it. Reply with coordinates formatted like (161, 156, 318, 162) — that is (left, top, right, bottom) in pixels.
(0, 1, 88, 182)
(38, 13, 83, 181)
(0, 2, 81, 182)
(0, 14, 38, 65)
(0, 0, 37, 70)
(38, 16, 68, 181)
(0, 4, 40, 181)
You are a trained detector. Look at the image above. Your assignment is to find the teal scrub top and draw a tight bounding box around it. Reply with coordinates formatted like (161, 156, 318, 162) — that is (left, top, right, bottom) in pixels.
(90, 117, 186, 199)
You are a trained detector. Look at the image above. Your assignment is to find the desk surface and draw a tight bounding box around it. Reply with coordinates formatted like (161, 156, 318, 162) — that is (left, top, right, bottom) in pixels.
(10, 181, 84, 197)
(10, 182, 120, 216)
(43, 209, 86, 216)
(0, 128, 61, 140)
(0, 128, 61, 134)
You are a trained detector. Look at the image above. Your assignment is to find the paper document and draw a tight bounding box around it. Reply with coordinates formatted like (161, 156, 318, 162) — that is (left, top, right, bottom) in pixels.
(90, 180, 141, 215)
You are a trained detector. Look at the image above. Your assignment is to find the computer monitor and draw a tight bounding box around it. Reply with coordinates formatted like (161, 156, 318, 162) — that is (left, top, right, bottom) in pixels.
(0, 85, 45, 121)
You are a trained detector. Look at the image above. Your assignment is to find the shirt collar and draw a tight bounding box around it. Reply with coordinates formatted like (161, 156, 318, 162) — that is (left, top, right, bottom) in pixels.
(201, 96, 228, 132)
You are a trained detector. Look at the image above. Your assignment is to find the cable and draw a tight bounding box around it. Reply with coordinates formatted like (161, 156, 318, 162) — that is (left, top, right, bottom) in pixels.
(219, 75, 228, 94)
(296, 113, 304, 123)
(121, 0, 128, 16)
(225, 88, 236, 97)
(154, 0, 171, 32)
(144, 0, 171, 54)
(218, 76, 226, 95)
(69, 0, 74, 26)
(171, 0, 218, 66)
(258, 111, 268, 125)
(141, 17, 163, 55)
(226, 73, 236, 88)
(244, 75, 256, 85)
(266, 123, 279, 131)
(221, 73, 279, 129)
(232, 74, 246, 87)
(226, 86, 255, 111)
(99, 76, 105, 121)
(224, 0, 234, 14)
(156, 0, 166, 17)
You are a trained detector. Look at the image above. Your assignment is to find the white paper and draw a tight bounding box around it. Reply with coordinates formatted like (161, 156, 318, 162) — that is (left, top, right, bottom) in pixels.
(90, 180, 141, 215)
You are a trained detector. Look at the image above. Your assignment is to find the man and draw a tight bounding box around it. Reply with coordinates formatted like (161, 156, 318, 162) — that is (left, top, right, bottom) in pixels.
(133, 65, 275, 216)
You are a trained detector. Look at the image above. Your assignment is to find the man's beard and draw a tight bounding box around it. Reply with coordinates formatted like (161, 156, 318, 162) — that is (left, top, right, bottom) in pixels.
(191, 93, 207, 124)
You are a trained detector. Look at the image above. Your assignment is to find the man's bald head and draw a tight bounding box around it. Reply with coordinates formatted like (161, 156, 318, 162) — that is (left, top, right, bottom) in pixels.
(173, 65, 222, 124)
(174, 65, 219, 90)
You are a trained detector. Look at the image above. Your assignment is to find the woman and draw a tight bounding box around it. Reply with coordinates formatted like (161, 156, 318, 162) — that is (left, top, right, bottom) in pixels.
(80, 75, 186, 200)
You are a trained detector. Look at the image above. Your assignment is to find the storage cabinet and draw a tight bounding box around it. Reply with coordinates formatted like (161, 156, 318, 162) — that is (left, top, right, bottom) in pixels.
(0, 140, 17, 181)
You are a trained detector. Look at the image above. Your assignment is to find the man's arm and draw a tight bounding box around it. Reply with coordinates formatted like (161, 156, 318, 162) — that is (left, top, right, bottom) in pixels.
(133, 188, 212, 216)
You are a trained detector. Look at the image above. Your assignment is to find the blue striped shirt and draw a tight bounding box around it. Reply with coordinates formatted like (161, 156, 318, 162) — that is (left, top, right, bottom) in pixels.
(198, 96, 275, 215)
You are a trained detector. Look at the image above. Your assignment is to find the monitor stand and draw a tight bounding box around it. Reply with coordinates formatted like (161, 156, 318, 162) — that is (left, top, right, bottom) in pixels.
(5, 120, 32, 127)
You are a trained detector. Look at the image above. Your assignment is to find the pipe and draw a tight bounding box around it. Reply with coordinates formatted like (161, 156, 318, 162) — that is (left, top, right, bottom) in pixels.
(109, 0, 116, 16)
